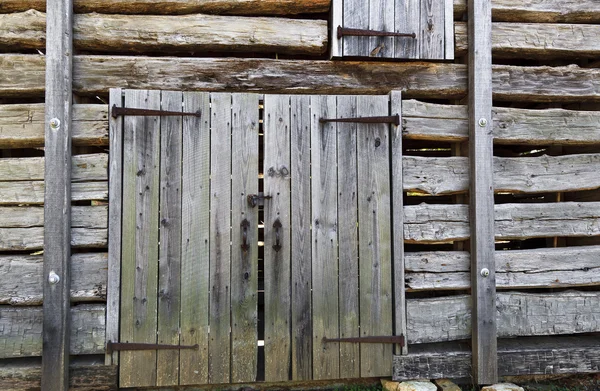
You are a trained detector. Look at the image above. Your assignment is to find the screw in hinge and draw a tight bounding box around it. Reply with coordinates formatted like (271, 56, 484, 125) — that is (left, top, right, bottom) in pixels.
(478, 118, 488, 127)
(480, 268, 490, 278)
(49, 118, 61, 130)
(48, 271, 60, 285)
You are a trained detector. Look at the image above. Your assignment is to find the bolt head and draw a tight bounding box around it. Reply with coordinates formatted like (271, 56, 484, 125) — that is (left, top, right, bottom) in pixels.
(480, 268, 490, 278)
(49, 118, 60, 129)
(478, 118, 488, 127)
(48, 271, 60, 285)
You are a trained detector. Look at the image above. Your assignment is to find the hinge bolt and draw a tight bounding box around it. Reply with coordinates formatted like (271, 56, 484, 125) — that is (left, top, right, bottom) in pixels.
(48, 271, 60, 285)
(480, 268, 490, 278)
(478, 118, 488, 127)
(49, 118, 61, 130)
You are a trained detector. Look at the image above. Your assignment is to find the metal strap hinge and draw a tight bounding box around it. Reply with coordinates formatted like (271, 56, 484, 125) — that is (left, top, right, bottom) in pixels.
(106, 341, 199, 354)
(320, 115, 400, 126)
(111, 105, 201, 118)
(247, 193, 272, 208)
(337, 26, 416, 40)
(322, 335, 405, 346)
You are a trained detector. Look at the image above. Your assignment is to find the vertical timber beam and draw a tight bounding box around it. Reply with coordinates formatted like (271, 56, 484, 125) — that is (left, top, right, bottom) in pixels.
(42, 0, 73, 389)
(468, 0, 497, 385)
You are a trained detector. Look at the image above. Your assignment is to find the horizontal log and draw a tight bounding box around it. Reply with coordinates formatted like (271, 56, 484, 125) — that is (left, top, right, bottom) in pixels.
(0, 205, 107, 228)
(0, 10, 327, 56)
(407, 291, 600, 344)
(0, 0, 330, 15)
(0, 103, 108, 149)
(0, 304, 105, 358)
(404, 201, 600, 243)
(404, 154, 600, 195)
(0, 253, 107, 305)
(0, 181, 107, 204)
(0, 228, 107, 251)
(455, 22, 600, 58)
(4, 54, 600, 102)
(394, 336, 600, 380)
(403, 100, 600, 145)
(0, 153, 107, 181)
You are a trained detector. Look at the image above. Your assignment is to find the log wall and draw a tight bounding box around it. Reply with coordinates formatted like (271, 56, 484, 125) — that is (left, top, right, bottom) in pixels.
(1, 0, 599, 386)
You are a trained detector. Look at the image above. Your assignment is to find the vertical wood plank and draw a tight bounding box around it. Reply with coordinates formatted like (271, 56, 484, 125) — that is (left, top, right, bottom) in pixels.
(106, 88, 123, 366)
(444, 0, 455, 59)
(395, 0, 420, 58)
(290, 95, 312, 381)
(180, 92, 211, 385)
(156, 91, 183, 386)
(120, 89, 161, 388)
(421, 0, 445, 59)
(369, 0, 395, 57)
(336, 95, 360, 378)
(310, 95, 339, 380)
(343, 0, 369, 56)
(469, 0, 497, 384)
(357, 95, 393, 378)
(42, 0, 73, 388)
(209, 92, 232, 385)
(231, 93, 259, 383)
(263, 94, 292, 382)
(390, 91, 407, 356)
(331, 0, 343, 58)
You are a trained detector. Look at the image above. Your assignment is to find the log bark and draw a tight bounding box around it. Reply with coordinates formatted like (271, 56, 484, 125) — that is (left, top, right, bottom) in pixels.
(0, 304, 105, 358)
(0, 253, 107, 305)
(0, 153, 107, 181)
(0, 10, 327, 56)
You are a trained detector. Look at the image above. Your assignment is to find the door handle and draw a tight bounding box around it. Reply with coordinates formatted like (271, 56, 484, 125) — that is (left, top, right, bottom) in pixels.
(241, 219, 250, 253)
(272, 219, 282, 252)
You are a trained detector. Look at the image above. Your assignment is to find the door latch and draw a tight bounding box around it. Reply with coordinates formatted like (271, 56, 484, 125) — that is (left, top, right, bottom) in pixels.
(247, 193, 272, 208)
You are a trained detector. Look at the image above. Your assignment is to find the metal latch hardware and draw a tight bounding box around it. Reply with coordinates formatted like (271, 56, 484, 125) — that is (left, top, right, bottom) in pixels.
(111, 105, 201, 118)
(247, 193, 272, 208)
(322, 335, 405, 346)
(106, 341, 199, 354)
(320, 115, 400, 126)
(337, 26, 416, 40)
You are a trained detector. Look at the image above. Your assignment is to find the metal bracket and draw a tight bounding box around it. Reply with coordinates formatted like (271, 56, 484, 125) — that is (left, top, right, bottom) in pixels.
(247, 193, 272, 208)
(111, 105, 201, 118)
(106, 341, 199, 355)
(337, 26, 416, 40)
(320, 115, 400, 126)
(322, 335, 405, 346)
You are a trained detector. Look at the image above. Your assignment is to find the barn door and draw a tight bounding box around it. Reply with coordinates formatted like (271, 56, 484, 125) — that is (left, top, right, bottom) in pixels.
(110, 90, 405, 387)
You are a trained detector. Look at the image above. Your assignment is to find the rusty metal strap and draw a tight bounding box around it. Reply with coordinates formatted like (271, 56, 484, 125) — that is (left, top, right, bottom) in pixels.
(320, 115, 400, 126)
(111, 105, 201, 118)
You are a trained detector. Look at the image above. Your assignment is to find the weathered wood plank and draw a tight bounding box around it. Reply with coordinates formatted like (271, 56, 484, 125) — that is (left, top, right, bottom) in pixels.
(403, 154, 600, 195)
(0, 154, 107, 182)
(230, 93, 259, 383)
(402, 100, 600, 145)
(407, 292, 600, 345)
(263, 94, 292, 382)
(0, 253, 107, 305)
(208, 93, 232, 385)
(369, 0, 395, 58)
(0, 103, 107, 149)
(0, 0, 330, 15)
(311, 95, 339, 380)
(357, 95, 393, 377)
(0, 205, 106, 228)
(394, 0, 419, 58)
(290, 95, 312, 381)
(336, 95, 360, 378)
(342, 0, 369, 57)
(179, 91, 210, 386)
(0, 227, 107, 251)
(0, 304, 105, 359)
(421, 0, 445, 59)
(0, 181, 107, 205)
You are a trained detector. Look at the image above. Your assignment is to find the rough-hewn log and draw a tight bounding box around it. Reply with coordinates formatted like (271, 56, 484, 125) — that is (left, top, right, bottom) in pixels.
(0, 104, 108, 149)
(0, 153, 107, 182)
(0, 181, 107, 205)
(0, 227, 107, 250)
(3, 55, 600, 102)
(0, 305, 105, 358)
(0, 253, 107, 305)
(0, 0, 330, 15)
(0, 205, 107, 228)
(0, 10, 327, 56)
(404, 202, 600, 243)
(403, 100, 600, 145)
(0, 362, 117, 391)
(407, 292, 600, 344)
(404, 154, 600, 195)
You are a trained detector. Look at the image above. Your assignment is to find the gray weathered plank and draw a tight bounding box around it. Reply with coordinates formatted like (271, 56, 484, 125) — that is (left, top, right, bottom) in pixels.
(394, 0, 420, 58)
(420, 0, 445, 59)
(119, 89, 160, 388)
(0, 153, 107, 182)
(290, 95, 312, 381)
(369, 0, 395, 58)
(0, 253, 107, 305)
(208, 93, 232, 385)
(0, 205, 106, 228)
(330, 0, 342, 58)
(357, 95, 393, 377)
(336, 95, 360, 378)
(179, 91, 210, 386)
(444, 0, 454, 59)
(263, 94, 292, 382)
(0, 304, 105, 359)
(342, 0, 369, 57)
(0, 227, 107, 251)
(310, 95, 339, 380)
(0, 181, 107, 205)
(156, 91, 182, 386)
(230, 93, 259, 383)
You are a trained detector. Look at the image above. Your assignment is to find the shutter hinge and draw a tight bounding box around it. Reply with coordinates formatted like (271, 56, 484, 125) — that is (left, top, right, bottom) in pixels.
(337, 26, 416, 40)
(111, 105, 201, 118)
(320, 115, 400, 126)
(322, 335, 405, 346)
(106, 341, 199, 354)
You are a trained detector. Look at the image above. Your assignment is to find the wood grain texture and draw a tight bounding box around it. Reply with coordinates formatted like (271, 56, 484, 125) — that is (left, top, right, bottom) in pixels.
(369, 0, 395, 58)
(420, 0, 445, 59)
(0, 253, 107, 305)
(0, 181, 106, 205)
(0, 304, 105, 359)
(0, 205, 106, 228)
(394, 0, 420, 58)
(0, 153, 106, 183)
(0, 227, 107, 251)
(342, 0, 369, 57)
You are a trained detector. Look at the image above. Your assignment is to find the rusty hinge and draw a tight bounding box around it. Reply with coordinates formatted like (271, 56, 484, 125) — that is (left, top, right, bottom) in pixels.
(247, 193, 272, 208)
(322, 335, 405, 346)
(337, 26, 416, 40)
(106, 341, 199, 354)
(320, 115, 400, 126)
(111, 105, 201, 118)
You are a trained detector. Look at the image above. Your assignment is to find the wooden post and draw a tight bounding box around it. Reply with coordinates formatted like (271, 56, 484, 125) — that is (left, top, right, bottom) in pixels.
(42, 0, 73, 389)
(468, 0, 497, 385)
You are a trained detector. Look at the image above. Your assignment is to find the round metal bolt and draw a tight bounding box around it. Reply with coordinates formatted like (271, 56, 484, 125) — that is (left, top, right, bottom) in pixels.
(49, 118, 61, 130)
(480, 268, 490, 278)
(48, 271, 60, 285)
(478, 118, 488, 127)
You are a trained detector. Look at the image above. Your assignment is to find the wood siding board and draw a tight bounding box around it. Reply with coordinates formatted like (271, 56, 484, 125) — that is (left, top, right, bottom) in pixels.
(208, 92, 232, 384)
(0, 181, 107, 205)
(0, 205, 105, 228)
(263, 94, 292, 382)
(369, 0, 395, 58)
(444, 0, 454, 59)
(342, 0, 370, 56)
(290, 95, 312, 381)
(336, 95, 360, 378)
(179, 91, 210, 386)
(420, 0, 445, 59)
(394, 0, 420, 58)
(356, 95, 393, 377)
(330, 0, 343, 58)
(119, 89, 160, 388)
(0, 227, 99, 251)
(0, 153, 107, 182)
(230, 93, 259, 383)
